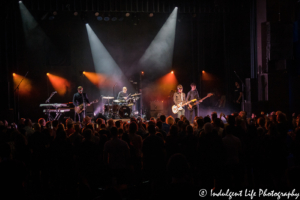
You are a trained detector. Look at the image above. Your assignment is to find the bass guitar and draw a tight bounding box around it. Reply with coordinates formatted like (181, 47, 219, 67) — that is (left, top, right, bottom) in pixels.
(75, 99, 98, 114)
(187, 93, 214, 111)
(172, 99, 197, 114)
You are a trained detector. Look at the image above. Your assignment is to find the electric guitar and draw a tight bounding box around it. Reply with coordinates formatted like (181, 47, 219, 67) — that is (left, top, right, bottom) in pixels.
(75, 99, 98, 114)
(172, 99, 197, 114)
(187, 93, 214, 111)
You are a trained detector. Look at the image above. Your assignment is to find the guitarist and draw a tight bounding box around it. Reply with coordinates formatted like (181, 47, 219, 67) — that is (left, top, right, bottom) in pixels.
(187, 83, 202, 123)
(73, 86, 90, 122)
(173, 84, 186, 118)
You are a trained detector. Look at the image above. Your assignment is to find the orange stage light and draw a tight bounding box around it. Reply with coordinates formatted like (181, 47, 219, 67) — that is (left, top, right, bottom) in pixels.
(202, 70, 205, 73)
(84, 72, 111, 88)
(13, 73, 32, 95)
(47, 73, 71, 95)
(171, 71, 174, 74)
(83, 71, 86, 74)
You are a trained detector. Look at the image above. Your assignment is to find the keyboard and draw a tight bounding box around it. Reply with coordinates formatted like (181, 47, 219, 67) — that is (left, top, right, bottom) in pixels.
(40, 103, 68, 107)
(43, 109, 71, 113)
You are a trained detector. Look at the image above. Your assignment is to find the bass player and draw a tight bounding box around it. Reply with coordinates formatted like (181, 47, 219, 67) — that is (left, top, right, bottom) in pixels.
(73, 86, 90, 122)
(173, 84, 186, 118)
(186, 83, 202, 122)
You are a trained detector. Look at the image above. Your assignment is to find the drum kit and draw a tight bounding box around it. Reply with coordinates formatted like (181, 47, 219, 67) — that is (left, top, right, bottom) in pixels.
(102, 93, 141, 119)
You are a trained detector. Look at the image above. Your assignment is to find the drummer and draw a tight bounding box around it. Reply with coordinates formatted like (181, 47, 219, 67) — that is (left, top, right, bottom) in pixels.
(117, 87, 129, 101)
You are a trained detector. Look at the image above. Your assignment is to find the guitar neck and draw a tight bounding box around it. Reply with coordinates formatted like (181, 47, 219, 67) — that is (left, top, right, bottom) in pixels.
(180, 99, 196, 106)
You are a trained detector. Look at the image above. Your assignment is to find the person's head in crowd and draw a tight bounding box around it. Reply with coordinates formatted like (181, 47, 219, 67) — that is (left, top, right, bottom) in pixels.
(57, 123, 65, 131)
(160, 115, 166, 123)
(186, 125, 193, 135)
(84, 116, 91, 125)
(177, 120, 183, 129)
(86, 123, 94, 131)
(156, 121, 163, 130)
(203, 123, 213, 135)
(110, 127, 118, 138)
(227, 115, 235, 126)
(203, 116, 211, 124)
(166, 116, 174, 126)
(277, 112, 287, 124)
(100, 124, 106, 129)
(167, 153, 189, 181)
(148, 124, 156, 135)
(257, 117, 265, 128)
(108, 119, 114, 127)
(150, 117, 155, 122)
(296, 114, 300, 127)
(52, 120, 59, 130)
(24, 118, 32, 127)
(180, 115, 185, 121)
(148, 120, 155, 127)
(33, 123, 41, 132)
(130, 117, 137, 123)
(169, 125, 179, 137)
(66, 118, 73, 127)
(197, 118, 204, 129)
(83, 128, 92, 141)
(115, 120, 121, 128)
(211, 112, 217, 122)
(175, 118, 180, 124)
(129, 122, 138, 134)
(18, 118, 25, 126)
(96, 118, 103, 126)
(46, 121, 52, 130)
(38, 118, 46, 127)
(74, 124, 81, 133)
(231, 112, 239, 118)
(239, 111, 246, 119)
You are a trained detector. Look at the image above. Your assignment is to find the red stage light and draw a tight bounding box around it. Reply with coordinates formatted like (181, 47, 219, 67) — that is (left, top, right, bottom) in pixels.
(202, 70, 205, 73)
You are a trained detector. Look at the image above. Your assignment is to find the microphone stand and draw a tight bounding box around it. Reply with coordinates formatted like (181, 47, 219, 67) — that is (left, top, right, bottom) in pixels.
(14, 71, 28, 121)
(233, 71, 245, 112)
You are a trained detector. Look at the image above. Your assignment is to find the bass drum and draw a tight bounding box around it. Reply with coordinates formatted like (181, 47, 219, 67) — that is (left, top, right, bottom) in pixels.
(104, 104, 119, 114)
(118, 106, 131, 118)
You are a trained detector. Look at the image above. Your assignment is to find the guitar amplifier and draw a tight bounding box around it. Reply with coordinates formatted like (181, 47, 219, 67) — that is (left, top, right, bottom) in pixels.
(150, 101, 163, 111)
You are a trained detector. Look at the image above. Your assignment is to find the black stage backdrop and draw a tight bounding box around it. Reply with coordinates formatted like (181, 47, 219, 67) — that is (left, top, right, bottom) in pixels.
(1, 0, 252, 121)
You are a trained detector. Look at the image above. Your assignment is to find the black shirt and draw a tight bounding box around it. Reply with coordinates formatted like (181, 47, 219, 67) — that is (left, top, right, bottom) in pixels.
(117, 91, 128, 100)
(72, 92, 90, 106)
(234, 87, 242, 101)
(186, 89, 200, 102)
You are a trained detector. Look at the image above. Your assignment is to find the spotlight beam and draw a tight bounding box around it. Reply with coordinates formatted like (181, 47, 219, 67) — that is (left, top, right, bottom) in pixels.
(139, 7, 178, 72)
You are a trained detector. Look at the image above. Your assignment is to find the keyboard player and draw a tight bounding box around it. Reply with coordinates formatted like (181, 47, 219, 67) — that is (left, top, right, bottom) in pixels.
(73, 86, 90, 122)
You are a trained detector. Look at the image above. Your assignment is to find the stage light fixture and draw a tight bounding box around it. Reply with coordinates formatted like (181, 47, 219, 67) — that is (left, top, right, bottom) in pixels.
(141, 71, 144, 75)
(74, 11, 78, 16)
(47, 73, 49, 76)
(149, 13, 154, 17)
(202, 70, 205, 73)
(95, 12, 100, 17)
(171, 71, 174, 74)
(104, 14, 110, 21)
(97, 16, 103, 21)
(125, 13, 130, 17)
(13, 73, 15, 76)
(53, 11, 57, 16)
(19, 1, 22, 3)
(83, 71, 86, 75)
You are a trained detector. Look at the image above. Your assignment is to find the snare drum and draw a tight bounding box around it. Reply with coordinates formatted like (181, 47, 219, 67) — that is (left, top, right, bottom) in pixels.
(118, 106, 131, 118)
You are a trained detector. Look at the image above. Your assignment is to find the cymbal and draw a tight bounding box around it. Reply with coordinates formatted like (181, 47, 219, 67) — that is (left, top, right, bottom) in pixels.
(113, 100, 121, 102)
(131, 93, 141, 96)
(102, 96, 114, 99)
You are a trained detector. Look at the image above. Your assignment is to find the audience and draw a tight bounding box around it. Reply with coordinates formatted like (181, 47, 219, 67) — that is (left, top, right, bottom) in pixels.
(0, 110, 299, 199)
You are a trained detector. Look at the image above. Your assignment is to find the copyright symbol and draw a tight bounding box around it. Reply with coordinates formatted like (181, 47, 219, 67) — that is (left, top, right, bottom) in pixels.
(199, 189, 207, 197)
